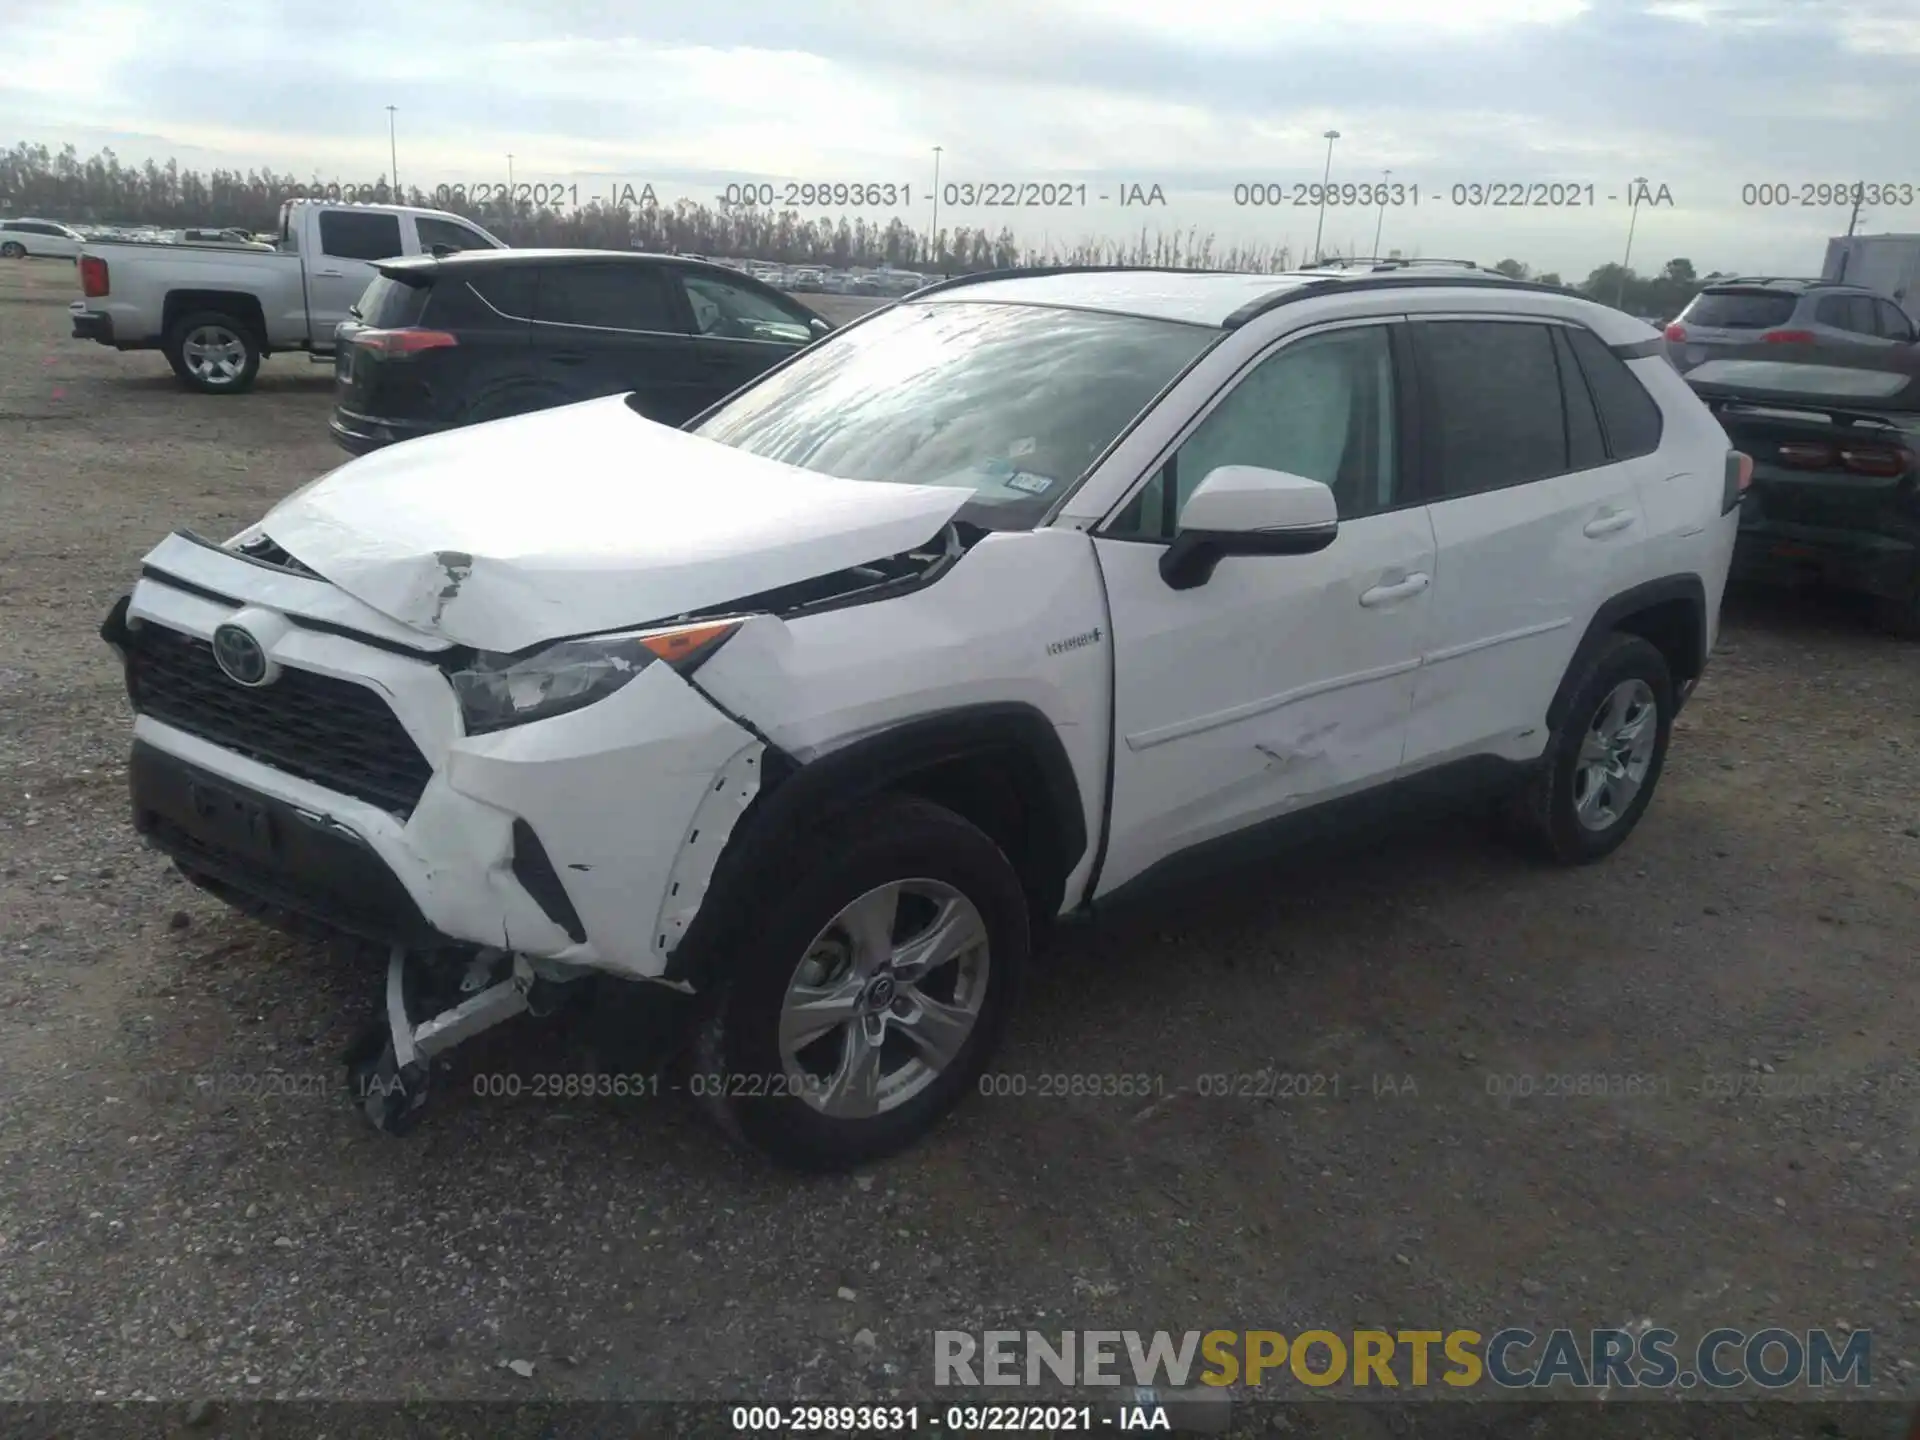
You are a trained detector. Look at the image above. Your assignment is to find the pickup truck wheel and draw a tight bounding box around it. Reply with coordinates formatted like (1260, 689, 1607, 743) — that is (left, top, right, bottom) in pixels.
(0, 241, 24, 259)
(1503, 632, 1674, 865)
(164, 312, 261, 394)
(692, 795, 1029, 1171)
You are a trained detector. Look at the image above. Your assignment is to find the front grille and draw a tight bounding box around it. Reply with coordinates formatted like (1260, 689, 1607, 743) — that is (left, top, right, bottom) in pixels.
(126, 624, 433, 816)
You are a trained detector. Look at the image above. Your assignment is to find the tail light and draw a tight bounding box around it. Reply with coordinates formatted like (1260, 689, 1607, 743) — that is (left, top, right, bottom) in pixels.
(1776, 442, 1833, 469)
(1761, 329, 1816, 343)
(1722, 450, 1753, 514)
(79, 255, 109, 298)
(1664, 323, 1687, 342)
(1838, 445, 1911, 478)
(351, 327, 458, 357)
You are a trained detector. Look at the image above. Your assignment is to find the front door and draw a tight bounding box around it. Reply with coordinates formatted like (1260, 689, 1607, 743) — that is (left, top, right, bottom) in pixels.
(1093, 321, 1436, 896)
(666, 268, 822, 418)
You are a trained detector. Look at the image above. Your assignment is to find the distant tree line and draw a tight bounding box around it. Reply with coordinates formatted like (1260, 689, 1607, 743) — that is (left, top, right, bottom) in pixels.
(2, 142, 1722, 310)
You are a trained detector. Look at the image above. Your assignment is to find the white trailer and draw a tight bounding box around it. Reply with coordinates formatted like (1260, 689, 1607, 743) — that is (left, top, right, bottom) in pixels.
(1822, 233, 1920, 321)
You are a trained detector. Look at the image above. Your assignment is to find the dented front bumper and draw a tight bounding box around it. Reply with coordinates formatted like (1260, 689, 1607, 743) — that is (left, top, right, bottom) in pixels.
(112, 544, 765, 984)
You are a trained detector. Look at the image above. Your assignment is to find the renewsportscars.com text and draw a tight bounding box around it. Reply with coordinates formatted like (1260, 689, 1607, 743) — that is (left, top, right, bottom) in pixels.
(934, 1327, 1871, 1391)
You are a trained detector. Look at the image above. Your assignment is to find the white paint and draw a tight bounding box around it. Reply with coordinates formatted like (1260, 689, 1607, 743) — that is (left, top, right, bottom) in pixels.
(262, 396, 974, 652)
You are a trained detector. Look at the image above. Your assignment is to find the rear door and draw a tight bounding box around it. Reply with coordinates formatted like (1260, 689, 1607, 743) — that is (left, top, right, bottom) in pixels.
(309, 210, 405, 347)
(1668, 287, 1798, 372)
(1403, 318, 1650, 770)
(664, 267, 823, 413)
(1812, 293, 1893, 349)
(526, 262, 703, 420)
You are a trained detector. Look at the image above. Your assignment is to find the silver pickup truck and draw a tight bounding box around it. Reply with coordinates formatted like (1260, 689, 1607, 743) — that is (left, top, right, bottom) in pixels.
(70, 199, 505, 393)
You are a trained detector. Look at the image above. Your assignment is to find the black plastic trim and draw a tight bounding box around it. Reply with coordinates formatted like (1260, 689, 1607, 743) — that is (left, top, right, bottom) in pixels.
(510, 819, 587, 943)
(663, 702, 1088, 986)
(1546, 575, 1707, 730)
(129, 739, 454, 950)
(1082, 755, 1532, 922)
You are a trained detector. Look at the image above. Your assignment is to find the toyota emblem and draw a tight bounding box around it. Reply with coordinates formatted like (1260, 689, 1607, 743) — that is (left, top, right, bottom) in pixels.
(211, 622, 273, 687)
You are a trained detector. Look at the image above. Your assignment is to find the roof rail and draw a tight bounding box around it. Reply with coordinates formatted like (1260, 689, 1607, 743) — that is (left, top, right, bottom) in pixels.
(1220, 272, 1586, 330)
(1302, 256, 1490, 272)
(905, 263, 1246, 298)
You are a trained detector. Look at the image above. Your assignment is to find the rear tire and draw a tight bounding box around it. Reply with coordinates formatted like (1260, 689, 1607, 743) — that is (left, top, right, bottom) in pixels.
(0, 241, 25, 259)
(692, 795, 1029, 1171)
(1504, 633, 1674, 865)
(164, 311, 261, 394)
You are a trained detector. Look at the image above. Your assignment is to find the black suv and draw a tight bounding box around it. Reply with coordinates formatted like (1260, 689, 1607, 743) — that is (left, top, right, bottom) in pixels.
(1686, 340, 1920, 636)
(329, 249, 833, 454)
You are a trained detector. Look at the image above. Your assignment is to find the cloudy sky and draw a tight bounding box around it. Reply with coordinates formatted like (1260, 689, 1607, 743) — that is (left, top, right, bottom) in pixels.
(5, 0, 1919, 277)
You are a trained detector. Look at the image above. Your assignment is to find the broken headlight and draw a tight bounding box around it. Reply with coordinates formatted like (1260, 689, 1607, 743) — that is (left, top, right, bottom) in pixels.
(449, 619, 742, 734)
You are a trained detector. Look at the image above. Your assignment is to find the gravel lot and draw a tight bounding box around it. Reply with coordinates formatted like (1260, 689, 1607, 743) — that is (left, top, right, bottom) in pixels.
(0, 257, 1916, 1428)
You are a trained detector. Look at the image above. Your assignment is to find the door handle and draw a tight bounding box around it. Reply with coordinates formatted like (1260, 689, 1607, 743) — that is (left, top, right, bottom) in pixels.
(1359, 572, 1431, 607)
(550, 352, 587, 365)
(1583, 509, 1636, 538)
(315, 268, 344, 278)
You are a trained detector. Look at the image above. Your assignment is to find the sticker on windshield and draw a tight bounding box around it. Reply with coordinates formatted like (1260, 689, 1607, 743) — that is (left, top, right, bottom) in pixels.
(1004, 470, 1055, 496)
(1009, 436, 1038, 459)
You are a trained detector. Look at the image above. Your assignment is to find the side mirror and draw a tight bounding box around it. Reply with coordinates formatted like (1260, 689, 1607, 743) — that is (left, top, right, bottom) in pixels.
(809, 315, 832, 336)
(1159, 465, 1339, 591)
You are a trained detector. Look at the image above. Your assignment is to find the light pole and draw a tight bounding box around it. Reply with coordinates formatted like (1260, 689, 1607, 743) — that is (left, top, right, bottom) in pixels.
(1372, 168, 1391, 258)
(929, 146, 943, 270)
(507, 154, 514, 192)
(1313, 130, 1344, 264)
(1616, 175, 1647, 308)
(385, 105, 399, 200)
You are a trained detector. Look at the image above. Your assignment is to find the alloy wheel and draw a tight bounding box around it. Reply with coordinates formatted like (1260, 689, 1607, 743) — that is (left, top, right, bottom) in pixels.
(778, 879, 991, 1119)
(1572, 678, 1658, 831)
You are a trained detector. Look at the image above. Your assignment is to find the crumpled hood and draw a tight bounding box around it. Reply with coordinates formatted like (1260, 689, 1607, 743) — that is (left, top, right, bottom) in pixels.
(257, 395, 973, 652)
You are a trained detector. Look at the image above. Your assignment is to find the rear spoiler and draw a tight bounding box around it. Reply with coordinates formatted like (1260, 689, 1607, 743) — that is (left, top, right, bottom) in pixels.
(1697, 395, 1906, 431)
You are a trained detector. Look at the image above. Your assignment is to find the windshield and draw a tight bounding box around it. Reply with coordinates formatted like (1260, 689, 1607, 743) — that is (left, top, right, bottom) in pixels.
(690, 300, 1215, 529)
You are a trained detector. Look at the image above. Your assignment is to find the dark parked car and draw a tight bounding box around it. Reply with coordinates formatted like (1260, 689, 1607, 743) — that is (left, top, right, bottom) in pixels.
(329, 249, 833, 454)
(1685, 340, 1920, 636)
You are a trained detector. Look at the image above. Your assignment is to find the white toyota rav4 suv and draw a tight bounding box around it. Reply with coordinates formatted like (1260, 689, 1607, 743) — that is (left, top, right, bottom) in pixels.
(103, 264, 1746, 1170)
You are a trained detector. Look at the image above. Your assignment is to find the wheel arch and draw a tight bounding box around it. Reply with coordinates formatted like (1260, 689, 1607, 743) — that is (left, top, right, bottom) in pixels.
(1547, 574, 1707, 730)
(663, 702, 1088, 990)
(163, 291, 269, 349)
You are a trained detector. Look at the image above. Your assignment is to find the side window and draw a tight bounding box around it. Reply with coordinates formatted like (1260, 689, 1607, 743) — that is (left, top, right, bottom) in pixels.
(1550, 327, 1606, 473)
(462, 267, 536, 320)
(1417, 320, 1567, 498)
(1874, 299, 1915, 342)
(1847, 295, 1881, 334)
(1110, 325, 1399, 539)
(532, 264, 679, 332)
(1564, 326, 1664, 461)
(415, 216, 494, 254)
(676, 273, 816, 344)
(1814, 294, 1849, 329)
(317, 210, 403, 263)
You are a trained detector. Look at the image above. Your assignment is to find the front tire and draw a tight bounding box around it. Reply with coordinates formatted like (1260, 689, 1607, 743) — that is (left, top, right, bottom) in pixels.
(1506, 633, 1674, 865)
(164, 311, 262, 394)
(693, 795, 1029, 1171)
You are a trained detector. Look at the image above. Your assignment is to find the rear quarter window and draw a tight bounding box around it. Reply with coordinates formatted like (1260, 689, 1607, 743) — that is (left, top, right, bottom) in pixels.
(1565, 326, 1663, 460)
(352, 275, 430, 327)
(1680, 290, 1797, 329)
